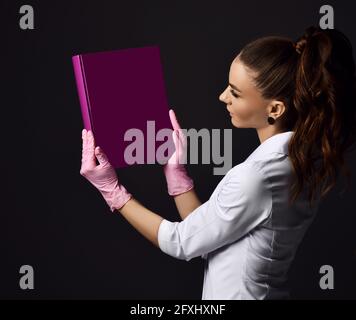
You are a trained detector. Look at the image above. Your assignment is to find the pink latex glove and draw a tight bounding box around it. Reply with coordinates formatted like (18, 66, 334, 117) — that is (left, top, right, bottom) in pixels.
(80, 129, 132, 212)
(163, 109, 194, 196)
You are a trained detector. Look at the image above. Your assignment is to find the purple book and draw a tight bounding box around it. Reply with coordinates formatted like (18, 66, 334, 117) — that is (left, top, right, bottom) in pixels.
(72, 46, 174, 168)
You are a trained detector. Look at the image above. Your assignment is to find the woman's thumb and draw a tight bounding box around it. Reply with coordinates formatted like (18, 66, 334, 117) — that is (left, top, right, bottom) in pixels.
(169, 109, 181, 131)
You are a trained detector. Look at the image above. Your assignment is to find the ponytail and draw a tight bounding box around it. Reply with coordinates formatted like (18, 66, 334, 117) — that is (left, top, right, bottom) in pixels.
(290, 26, 356, 207)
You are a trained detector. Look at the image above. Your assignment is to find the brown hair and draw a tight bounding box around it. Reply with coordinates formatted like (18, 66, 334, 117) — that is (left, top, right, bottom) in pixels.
(237, 26, 356, 208)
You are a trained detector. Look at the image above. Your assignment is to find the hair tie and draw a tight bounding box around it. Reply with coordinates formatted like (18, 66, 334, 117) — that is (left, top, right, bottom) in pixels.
(294, 38, 307, 55)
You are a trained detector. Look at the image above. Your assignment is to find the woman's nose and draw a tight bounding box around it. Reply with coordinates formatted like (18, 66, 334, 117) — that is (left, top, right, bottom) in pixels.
(219, 88, 229, 104)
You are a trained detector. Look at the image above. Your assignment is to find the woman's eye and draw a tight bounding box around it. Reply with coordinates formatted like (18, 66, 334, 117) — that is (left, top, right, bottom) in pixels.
(230, 90, 239, 98)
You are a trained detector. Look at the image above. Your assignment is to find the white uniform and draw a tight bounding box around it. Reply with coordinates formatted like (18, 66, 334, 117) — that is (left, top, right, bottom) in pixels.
(157, 131, 320, 299)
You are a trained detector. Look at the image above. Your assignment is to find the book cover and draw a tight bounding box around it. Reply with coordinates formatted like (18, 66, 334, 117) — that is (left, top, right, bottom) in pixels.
(72, 46, 174, 168)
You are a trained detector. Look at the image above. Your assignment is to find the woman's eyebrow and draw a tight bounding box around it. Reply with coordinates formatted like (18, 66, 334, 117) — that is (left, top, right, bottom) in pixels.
(229, 83, 242, 92)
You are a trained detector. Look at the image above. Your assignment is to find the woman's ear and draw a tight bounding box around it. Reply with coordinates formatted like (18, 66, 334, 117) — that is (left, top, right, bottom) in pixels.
(268, 100, 286, 120)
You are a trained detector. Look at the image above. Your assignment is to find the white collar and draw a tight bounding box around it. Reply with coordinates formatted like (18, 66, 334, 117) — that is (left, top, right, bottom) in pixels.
(245, 131, 294, 162)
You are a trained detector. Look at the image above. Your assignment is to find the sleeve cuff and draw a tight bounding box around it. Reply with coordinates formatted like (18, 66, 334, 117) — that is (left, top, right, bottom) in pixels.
(157, 219, 173, 255)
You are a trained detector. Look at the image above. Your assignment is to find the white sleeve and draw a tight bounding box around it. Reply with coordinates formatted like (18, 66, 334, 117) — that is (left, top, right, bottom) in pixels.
(157, 161, 273, 261)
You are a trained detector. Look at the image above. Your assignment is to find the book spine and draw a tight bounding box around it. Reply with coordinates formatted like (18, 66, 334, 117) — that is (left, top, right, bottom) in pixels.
(72, 55, 92, 131)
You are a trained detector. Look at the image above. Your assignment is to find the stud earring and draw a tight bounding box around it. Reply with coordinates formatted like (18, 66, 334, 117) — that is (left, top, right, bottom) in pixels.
(267, 116, 275, 125)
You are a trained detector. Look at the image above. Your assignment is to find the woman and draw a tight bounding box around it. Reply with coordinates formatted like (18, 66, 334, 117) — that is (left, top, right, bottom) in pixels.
(80, 26, 356, 299)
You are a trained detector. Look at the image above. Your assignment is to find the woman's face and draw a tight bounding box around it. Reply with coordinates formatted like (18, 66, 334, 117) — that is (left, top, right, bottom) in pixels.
(219, 58, 274, 129)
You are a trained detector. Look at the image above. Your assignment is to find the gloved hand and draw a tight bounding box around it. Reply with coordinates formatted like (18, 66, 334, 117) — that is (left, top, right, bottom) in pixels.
(163, 109, 194, 196)
(80, 129, 132, 212)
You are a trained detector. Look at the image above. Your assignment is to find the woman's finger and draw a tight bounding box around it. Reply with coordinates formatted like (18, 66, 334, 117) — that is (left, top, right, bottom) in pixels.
(169, 109, 181, 131)
(172, 129, 179, 148)
(84, 130, 97, 167)
(176, 128, 187, 146)
(95, 146, 110, 165)
(81, 129, 88, 163)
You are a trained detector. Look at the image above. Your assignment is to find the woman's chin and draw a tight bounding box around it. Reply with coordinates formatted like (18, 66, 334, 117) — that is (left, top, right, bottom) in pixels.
(230, 116, 238, 125)
(230, 117, 247, 128)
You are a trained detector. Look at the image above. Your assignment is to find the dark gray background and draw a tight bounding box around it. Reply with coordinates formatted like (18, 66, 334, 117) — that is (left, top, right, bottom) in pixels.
(0, 0, 355, 299)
